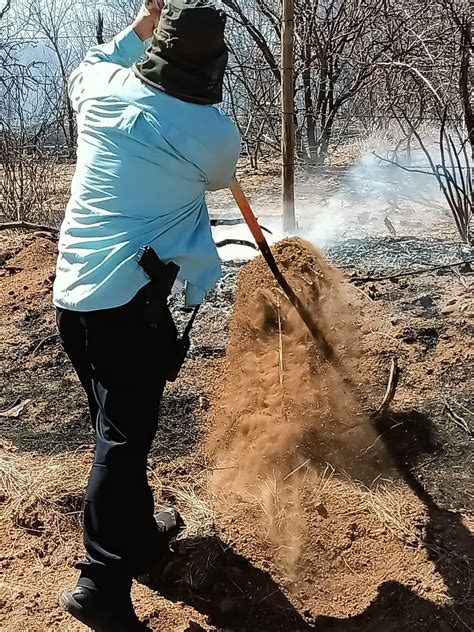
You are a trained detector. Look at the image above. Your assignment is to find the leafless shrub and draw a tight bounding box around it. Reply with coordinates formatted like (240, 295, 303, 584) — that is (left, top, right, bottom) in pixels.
(374, 0, 472, 243)
(1, 135, 61, 224)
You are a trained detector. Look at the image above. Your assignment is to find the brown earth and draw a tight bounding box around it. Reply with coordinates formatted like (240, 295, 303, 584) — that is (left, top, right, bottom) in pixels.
(1, 233, 473, 632)
(1, 235, 58, 310)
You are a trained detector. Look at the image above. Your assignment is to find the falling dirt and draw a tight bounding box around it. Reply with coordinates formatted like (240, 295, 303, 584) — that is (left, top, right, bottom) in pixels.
(193, 237, 472, 631)
(210, 238, 389, 478)
(208, 238, 394, 569)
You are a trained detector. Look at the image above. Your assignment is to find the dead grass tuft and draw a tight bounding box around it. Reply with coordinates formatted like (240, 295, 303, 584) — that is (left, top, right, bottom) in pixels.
(164, 480, 219, 539)
(234, 465, 428, 558)
(0, 446, 89, 520)
(0, 451, 33, 502)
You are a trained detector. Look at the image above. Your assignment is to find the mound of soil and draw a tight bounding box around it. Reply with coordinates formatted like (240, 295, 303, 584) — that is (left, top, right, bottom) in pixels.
(200, 237, 473, 631)
(1, 237, 57, 311)
(209, 237, 389, 485)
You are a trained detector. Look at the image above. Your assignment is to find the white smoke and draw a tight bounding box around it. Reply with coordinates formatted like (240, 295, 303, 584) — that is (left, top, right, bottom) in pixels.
(306, 138, 449, 248)
(209, 131, 460, 258)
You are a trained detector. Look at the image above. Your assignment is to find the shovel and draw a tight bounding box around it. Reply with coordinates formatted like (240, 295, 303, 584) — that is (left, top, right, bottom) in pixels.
(230, 180, 333, 360)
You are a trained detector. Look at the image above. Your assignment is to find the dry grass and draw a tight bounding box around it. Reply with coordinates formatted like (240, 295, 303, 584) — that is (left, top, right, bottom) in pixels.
(0, 445, 89, 520)
(0, 162, 73, 228)
(2, 445, 218, 539)
(2, 444, 470, 615)
(0, 441, 426, 551)
(233, 464, 427, 550)
(165, 480, 218, 538)
(329, 470, 427, 547)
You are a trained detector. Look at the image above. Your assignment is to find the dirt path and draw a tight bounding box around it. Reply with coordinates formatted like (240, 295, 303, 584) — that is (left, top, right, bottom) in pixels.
(1, 233, 473, 631)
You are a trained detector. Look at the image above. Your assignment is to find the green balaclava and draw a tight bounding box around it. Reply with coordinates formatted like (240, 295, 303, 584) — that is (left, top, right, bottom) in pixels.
(134, 0, 228, 105)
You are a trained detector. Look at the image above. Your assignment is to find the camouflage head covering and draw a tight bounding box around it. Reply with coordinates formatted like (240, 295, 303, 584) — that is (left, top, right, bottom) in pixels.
(134, 0, 228, 105)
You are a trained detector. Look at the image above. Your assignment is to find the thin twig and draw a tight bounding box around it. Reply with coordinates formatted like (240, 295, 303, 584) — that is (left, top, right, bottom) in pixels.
(351, 283, 375, 302)
(452, 608, 474, 632)
(283, 459, 310, 481)
(360, 422, 405, 455)
(257, 588, 280, 605)
(450, 266, 468, 289)
(31, 333, 58, 357)
(351, 260, 473, 283)
(451, 400, 474, 417)
(374, 357, 400, 417)
(443, 402, 473, 437)
(0, 220, 58, 233)
(341, 554, 362, 577)
(373, 152, 436, 178)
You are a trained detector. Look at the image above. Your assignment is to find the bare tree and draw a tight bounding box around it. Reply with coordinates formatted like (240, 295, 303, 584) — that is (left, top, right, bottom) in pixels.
(375, 0, 472, 242)
(222, 0, 433, 165)
(440, 0, 473, 219)
(27, 0, 79, 155)
(0, 0, 62, 223)
(1, 0, 471, 239)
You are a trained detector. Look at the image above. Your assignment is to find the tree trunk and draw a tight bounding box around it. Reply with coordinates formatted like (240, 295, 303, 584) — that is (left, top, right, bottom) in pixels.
(51, 39, 76, 156)
(96, 11, 104, 44)
(302, 42, 316, 163)
(318, 113, 335, 164)
(281, 0, 295, 231)
(459, 6, 473, 241)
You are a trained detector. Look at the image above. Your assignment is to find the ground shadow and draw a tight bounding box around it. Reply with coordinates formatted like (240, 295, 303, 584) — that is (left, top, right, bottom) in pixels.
(147, 535, 313, 631)
(313, 410, 474, 631)
(149, 387, 202, 461)
(142, 410, 473, 631)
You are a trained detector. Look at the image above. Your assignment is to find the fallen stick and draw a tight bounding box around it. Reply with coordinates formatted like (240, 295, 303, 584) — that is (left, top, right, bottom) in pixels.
(31, 333, 58, 357)
(0, 221, 59, 233)
(443, 401, 473, 437)
(351, 283, 375, 302)
(214, 238, 257, 250)
(374, 356, 400, 417)
(283, 458, 311, 481)
(350, 259, 473, 283)
(210, 217, 272, 235)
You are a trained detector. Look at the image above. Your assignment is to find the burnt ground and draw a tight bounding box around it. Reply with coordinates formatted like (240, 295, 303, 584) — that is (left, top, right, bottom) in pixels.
(1, 231, 473, 632)
(327, 236, 474, 513)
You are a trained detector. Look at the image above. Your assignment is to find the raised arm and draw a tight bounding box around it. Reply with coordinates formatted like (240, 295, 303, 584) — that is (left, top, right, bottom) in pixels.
(132, 0, 164, 43)
(69, 1, 163, 109)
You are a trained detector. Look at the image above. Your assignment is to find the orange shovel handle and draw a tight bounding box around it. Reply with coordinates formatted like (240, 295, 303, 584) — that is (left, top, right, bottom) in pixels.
(230, 181, 267, 248)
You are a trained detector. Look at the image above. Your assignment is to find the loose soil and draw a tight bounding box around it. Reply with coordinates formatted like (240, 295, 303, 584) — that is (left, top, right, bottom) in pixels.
(1, 230, 473, 632)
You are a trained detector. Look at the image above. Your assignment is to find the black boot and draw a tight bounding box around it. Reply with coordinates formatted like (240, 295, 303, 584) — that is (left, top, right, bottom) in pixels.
(154, 506, 185, 541)
(59, 587, 147, 631)
(135, 506, 185, 587)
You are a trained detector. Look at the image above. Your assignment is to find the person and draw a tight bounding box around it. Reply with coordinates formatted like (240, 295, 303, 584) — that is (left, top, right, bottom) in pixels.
(53, 0, 240, 629)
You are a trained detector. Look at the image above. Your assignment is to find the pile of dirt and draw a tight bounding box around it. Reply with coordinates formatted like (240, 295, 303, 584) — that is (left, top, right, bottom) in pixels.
(1, 237, 57, 311)
(209, 237, 390, 487)
(193, 237, 472, 629)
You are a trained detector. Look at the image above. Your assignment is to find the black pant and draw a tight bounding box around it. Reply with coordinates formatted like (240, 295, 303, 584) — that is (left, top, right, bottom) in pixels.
(56, 286, 176, 595)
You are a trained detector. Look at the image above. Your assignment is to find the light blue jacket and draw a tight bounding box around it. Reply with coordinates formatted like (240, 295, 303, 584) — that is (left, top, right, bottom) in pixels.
(53, 27, 240, 310)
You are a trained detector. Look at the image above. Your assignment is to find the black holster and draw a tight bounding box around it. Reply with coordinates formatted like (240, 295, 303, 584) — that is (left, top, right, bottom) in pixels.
(137, 246, 197, 382)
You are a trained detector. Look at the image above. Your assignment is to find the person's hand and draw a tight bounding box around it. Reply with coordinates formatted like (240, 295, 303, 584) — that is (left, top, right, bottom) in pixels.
(132, 0, 164, 42)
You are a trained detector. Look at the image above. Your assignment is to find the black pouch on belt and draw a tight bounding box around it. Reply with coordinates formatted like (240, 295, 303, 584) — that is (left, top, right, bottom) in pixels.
(137, 245, 199, 382)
